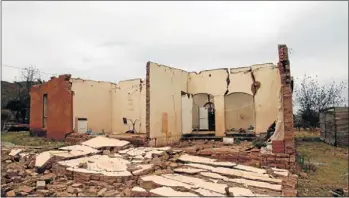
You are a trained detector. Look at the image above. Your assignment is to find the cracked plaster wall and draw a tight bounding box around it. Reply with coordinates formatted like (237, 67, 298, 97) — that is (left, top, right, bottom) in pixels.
(111, 79, 146, 134)
(147, 62, 284, 144)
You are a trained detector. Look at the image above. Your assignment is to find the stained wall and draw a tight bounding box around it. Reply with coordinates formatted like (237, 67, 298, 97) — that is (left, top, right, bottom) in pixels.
(146, 62, 189, 146)
(146, 62, 283, 142)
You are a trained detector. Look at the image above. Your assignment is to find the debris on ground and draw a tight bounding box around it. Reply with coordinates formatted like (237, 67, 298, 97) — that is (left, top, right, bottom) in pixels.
(1, 136, 297, 197)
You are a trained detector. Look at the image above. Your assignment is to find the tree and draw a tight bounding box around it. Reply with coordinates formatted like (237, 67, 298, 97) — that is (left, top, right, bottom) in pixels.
(22, 65, 41, 96)
(6, 66, 42, 123)
(295, 75, 347, 129)
(20, 65, 41, 123)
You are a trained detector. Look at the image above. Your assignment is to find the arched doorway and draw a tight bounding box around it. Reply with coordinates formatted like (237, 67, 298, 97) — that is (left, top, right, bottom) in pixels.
(192, 93, 215, 131)
(224, 92, 255, 131)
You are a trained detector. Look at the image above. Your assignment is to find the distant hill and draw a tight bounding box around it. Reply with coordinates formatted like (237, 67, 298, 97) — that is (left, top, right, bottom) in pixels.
(1, 81, 23, 108)
(1, 81, 40, 109)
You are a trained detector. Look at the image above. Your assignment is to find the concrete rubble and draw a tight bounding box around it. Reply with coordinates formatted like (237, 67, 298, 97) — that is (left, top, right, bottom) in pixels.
(1, 137, 298, 197)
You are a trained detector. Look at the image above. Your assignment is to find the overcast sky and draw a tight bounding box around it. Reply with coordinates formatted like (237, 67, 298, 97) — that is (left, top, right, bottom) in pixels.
(2, 1, 348, 93)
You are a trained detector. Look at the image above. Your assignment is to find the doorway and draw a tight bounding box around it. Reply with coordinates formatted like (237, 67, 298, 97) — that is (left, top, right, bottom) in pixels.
(192, 93, 215, 132)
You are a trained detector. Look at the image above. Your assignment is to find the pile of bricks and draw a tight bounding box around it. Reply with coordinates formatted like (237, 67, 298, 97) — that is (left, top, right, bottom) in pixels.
(282, 174, 298, 196)
(261, 153, 296, 172)
(65, 133, 92, 144)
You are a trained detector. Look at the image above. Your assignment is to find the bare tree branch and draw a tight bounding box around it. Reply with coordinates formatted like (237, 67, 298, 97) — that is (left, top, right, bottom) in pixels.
(295, 75, 347, 128)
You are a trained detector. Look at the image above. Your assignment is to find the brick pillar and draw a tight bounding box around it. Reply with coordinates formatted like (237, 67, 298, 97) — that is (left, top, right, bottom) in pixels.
(277, 44, 295, 154)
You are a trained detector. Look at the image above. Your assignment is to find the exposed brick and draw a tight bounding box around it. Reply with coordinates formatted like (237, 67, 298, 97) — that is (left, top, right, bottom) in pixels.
(30, 74, 73, 140)
(282, 189, 297, 197)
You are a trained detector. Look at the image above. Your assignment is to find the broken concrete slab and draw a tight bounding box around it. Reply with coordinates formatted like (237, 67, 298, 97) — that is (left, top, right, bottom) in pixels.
(9, 149, 23, 156)
(36, 181, 46, 190)
(230, 178, 282, 191)
(274, 171, 289, 177)
(272, 167, 289, 177)
(198, 168, 282, 192)
(132, 164, 154, 176)
(59, 154, 132, 177)
(140, 175, 193, 189)
(82, 136, 129, 149)
(194, 188, 225, 196)
(223, 137, 234, 145)
(145, 150, 165, 159)
(162, 174, 227, 194)
(19, 153, 29, 158)
(35, 151, 53, 168)
(58, 145, 100, 158)
(187, 163, 281, 184)
(132, 186, 147, 192)
(156, 146, 172, 151)
(174, 168, 206, 174)
(150, 187, 198, 197)
(234, 164, 267, 174)
(200, 171, 230, 180)
(229, 187, 255, 197)
(131, 186, 149, 197)
(118, 148, 133, 154)
(178, 154, 236, 168)
(126, 147, 148, 156)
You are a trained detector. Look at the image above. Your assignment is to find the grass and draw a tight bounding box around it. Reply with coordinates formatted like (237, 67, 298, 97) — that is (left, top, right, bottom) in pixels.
(296, 139, 348, 196)
(1, 131, 67, 147)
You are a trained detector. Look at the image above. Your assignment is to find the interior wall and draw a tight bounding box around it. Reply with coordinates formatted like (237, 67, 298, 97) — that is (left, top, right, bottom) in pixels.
(225, 92, 255, 130)
(186, 63, 282, 136)
(192, 93, 211, 130)
(71, 79, 113, 133)
(252, 66, 283, 134)
(111, 79, 146, 134)
(188, 70, 228, 136)
(181, 93, 193, 134)
(147, 62, 189, 146)
(145, 61, 283, 143)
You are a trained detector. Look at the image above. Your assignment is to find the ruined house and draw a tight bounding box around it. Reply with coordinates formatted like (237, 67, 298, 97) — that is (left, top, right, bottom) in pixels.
(30, 45, 294, 155)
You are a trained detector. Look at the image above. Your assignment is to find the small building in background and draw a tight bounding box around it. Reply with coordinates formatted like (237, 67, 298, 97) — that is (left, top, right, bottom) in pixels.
(320, 107, 349, 146)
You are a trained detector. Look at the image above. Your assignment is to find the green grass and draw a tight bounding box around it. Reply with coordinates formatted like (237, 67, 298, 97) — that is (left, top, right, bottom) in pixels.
(1, 131, 67, 147)
(297, 141, 348, 196)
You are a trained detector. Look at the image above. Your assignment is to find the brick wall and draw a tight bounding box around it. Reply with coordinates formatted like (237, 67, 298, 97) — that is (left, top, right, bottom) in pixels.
(30, 74, 73, 140)
(268, 44, 296, 172)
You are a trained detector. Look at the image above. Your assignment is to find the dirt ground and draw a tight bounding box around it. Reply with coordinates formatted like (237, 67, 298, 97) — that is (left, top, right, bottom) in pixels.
(295, 131, 349, 197)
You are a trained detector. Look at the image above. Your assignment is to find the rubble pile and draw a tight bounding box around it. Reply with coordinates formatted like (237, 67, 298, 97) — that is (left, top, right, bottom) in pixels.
(1, 136, 297, 197)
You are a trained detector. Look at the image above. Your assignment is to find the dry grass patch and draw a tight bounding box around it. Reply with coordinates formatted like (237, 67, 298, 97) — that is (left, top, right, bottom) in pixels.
(1, 131, 67, 147)
(296, 141, 348, 196)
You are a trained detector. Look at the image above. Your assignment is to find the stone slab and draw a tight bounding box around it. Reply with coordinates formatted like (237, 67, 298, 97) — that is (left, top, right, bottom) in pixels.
(150, 187, 198, 197)
(187, 163, 281, 184)
(178, 154, 236, 168)
(174, 168, 206, 174)
(162, 174, 227, 194)
(229, 187, 255, 197)
(82, 136, 129, 149)
(9, 149, 23, 156)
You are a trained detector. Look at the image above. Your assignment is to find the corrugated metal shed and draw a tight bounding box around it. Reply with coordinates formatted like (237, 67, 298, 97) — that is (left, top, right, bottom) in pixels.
(320, 107, 348, 146)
